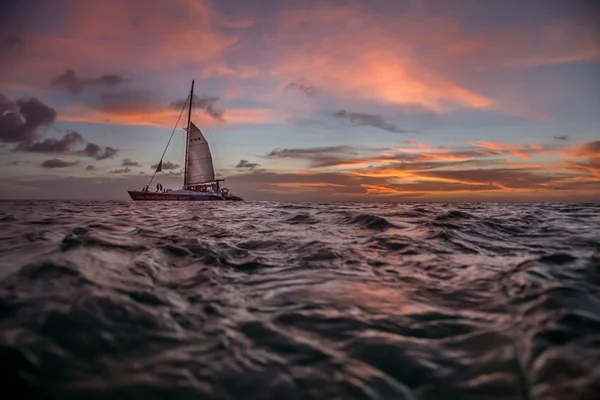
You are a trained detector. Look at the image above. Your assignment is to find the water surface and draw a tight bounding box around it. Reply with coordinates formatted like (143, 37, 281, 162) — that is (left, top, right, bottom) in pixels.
(1, 200, 599, 399)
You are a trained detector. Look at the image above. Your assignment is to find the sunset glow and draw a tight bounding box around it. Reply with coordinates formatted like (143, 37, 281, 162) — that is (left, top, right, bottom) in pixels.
(1, 0, 599, 201)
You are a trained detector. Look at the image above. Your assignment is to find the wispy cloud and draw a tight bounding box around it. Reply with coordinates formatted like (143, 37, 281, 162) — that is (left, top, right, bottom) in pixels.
(171, 94, 224, 121)
(285, 79, 318, 97)
(334, 110, 415, 133)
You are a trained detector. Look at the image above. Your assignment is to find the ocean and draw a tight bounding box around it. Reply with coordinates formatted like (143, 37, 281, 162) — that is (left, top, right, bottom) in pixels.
(0, 200, 599, 400)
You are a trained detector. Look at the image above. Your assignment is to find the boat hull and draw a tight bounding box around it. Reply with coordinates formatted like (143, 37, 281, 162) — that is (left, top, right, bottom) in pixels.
(128, 191, 224, 201)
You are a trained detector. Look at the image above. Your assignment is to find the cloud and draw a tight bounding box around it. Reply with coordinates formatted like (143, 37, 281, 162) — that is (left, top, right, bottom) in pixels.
(235, 159, 261, 170)
(264, 4, 495, 112)
(0, 93, 121, 162)
(85, 165, 95, 171)
(0, 93, 57, 143)
(469, 141, 546, 160)
(14, 130, 84, 153)
(266, 146, 358, 159)
(415, 168, 561, 190)
(150, 160, 180, 170)
(262, 141, 555, 172)
(79, 143, 118, 160)
(564, 140, 600, 178)
(565, 159, 600, 177)
(334, 110, 413, 133)
(122, 158, 141, 167)
(250, 139, 600, 198)
(265, 145, 363, 167)
(285, 80, 318, 97)
(41, 158, 79, 168)
(52, 69, 131, 93)
(1, 0, 244, 81)
(110, 167, 131, 174)
(553, 135, 569, 141)
(570, 141, 600, 158)
(171, 95, 224, 120)
(58, 103, 275, 128)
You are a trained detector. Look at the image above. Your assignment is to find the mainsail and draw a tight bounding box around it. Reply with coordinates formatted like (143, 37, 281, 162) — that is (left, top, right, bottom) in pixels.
(184, 122, 215, 185)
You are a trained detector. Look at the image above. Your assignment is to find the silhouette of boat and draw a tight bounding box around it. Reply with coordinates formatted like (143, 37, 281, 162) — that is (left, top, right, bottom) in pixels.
(128, 80, 243, 201)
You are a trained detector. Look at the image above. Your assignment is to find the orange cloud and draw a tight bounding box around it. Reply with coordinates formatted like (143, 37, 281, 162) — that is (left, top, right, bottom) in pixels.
(1, 0, 246, 83)
(568, 141, 600, 158)
(58, 105, 279, 128)
(5, 0, 597, 126)
(263, 4, 493, 112)
(469, 141, 548, 160)
(249, 138, 599, 199)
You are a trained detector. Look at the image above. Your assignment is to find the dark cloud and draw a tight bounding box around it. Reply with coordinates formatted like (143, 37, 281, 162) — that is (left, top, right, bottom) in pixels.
(79, 143, 118, 160)
(14, 130, 84, 153)
(122, 158, 141, 167)
(285, 80, 318, 97)
(41, 158, 79, 168)
(110, 167, 131, 174)
(52, 69, 131, 94)
(334, 110, 413, 133)
(235, 159, 261, 170)
(150, 160, 180, 170)
(171, 95, 224, 120)
(0, 93, 57, 143)
(553, 135, 569, 141)
(0, 94, 120, 160)
(85, 165, 95, 171)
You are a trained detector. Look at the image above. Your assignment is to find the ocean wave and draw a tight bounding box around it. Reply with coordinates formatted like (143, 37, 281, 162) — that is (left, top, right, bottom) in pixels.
(0, 200, 599, 399)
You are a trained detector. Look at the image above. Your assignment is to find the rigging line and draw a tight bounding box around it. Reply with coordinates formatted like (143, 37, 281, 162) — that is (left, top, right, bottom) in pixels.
(147, 93, 189, 189)
(159, 170, 185, 185)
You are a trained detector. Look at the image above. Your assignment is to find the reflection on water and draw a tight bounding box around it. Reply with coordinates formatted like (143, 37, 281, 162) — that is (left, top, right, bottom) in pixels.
(0, 200, 599, 399)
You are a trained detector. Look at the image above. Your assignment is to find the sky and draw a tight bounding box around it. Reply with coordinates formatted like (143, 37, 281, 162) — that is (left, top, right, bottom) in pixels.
(0, 0, 599, 201)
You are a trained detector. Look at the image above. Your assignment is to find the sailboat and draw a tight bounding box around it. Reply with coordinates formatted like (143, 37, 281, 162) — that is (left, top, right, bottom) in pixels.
(127, 80, 243, 201)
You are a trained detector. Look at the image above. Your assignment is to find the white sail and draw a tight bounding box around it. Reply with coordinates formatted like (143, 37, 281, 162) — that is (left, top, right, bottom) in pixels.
(185, 122, 215, 185)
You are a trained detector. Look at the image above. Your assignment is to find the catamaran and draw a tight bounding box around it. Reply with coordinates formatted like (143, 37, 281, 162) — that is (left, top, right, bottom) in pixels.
(128, 80, 243, 201)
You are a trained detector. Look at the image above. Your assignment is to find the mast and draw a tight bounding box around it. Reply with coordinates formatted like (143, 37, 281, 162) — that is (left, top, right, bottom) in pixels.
(183, 80, 194, 187)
